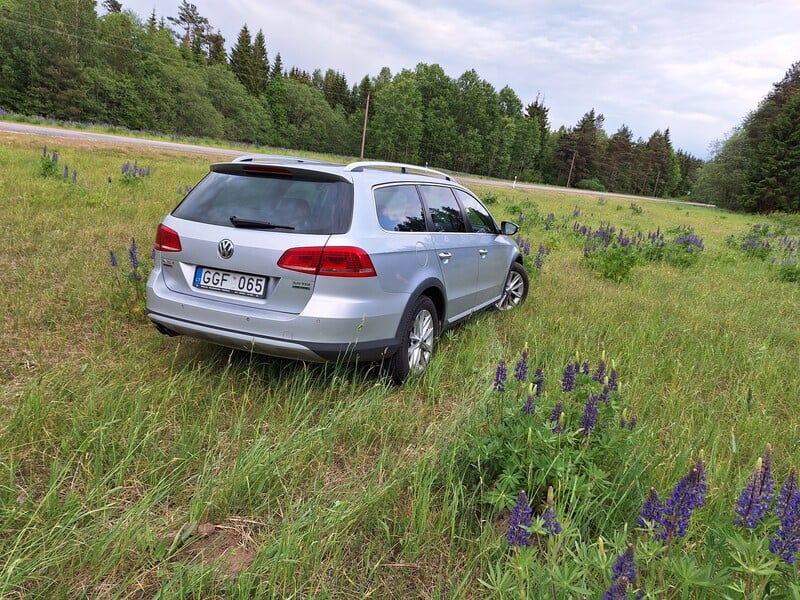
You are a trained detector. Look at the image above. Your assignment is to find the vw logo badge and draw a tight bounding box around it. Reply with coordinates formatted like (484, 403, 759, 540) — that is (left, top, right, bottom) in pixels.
(218, 239, 234, 259)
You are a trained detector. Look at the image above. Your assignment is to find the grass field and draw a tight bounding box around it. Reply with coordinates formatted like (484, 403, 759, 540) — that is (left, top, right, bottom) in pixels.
(2, 130, 800, 598)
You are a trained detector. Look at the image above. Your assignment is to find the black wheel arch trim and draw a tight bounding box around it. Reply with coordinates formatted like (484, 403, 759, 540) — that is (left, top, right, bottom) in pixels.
(397, 277, 446, 335)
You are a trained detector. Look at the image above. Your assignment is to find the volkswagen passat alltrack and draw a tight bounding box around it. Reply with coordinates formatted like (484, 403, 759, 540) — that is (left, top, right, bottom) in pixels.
(146, 157, 528, 383)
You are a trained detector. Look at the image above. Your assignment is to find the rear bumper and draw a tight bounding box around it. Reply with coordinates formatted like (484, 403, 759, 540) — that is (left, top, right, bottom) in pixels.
(147, 310, 399, 362)
(146, 272, 405, 363)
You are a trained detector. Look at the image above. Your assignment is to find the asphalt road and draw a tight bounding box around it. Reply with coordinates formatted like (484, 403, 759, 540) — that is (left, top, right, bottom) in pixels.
(0, 120, 714, 208)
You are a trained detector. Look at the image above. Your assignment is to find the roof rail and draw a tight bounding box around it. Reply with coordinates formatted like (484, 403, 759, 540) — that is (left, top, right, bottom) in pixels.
(344, 161, 453, 181)
(232, 154, 338, 166)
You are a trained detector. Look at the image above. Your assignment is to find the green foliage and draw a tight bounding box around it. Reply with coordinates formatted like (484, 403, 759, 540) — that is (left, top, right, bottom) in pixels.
(482, 192, 498, 205)
(726, 223, 800, 282)
(584, 243, 642, 281)
(462, 352, 638, 524)
(775, 253, 800, 282)
(107, 239, 149, 319)
(575, 177, 605, 192)
(38, 153, 59, 178)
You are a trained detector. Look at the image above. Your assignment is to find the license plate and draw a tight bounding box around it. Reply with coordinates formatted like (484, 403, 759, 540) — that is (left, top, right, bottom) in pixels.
(193, 266, 267, 298)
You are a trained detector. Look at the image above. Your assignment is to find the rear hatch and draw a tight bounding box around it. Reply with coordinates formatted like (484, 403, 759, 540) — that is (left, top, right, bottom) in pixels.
(157, 163, 354, 315)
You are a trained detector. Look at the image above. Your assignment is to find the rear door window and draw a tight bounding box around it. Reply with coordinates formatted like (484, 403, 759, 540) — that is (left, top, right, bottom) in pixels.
(374, 185, 426, 232)
(420, 185, 466, 232)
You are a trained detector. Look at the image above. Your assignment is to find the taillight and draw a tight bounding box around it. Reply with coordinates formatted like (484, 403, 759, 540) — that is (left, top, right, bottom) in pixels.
(278, 246, 377, 277)
(154, 224, 182, 252)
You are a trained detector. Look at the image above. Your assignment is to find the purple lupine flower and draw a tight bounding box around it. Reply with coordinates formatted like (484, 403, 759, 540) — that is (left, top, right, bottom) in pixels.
(598, 385, 610, 402)
(561, 362, 575, 392)
(550, 402, 564, 433)
(542, 487, 562, 535)
(657, 458, 707, 541)
(611, 543, 636, 585)
(776, 466, 799, 519)
(129, 238, 139, 271)
(522, 395, 535, 415)
(593, 359, 607, 383)
(52, 151, 58, 163)
(507, 490, 532, 547)
(532, 367, 544, 396)
(608, 368, 619, 391)
(72, 169, 77, 182)
(534, 256, 543, 270)
(580, 392, 599, 436)
(109, 250, 118, 268)
(523, 238, 531, 255)
(770, 491, 800, 563)
(603, 576, 630, 600)
(63, 165, 69, 178)
(493, 359, 507, 392)
(639, 487, 664, 528)
(514, 349, 529, 382)
(734, 445, 774, 529)
(581, 360, 590, 375)
(133, 159, 138, 174)
(121, 161, 130, 175)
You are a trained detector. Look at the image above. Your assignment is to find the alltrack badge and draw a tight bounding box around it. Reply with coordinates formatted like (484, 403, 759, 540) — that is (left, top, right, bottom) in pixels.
(218, 239, 234, 259)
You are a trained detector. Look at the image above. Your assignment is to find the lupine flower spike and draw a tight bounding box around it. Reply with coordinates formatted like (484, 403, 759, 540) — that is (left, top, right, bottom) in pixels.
(593, 359, 607, 383)
(522, 386, 535, 415)
(770, 491, 800, 564)
(580, 392, 600, 436)
(603, 576, 630, 600)
(639, 487, 664, 528)
(776, 466, 799, 519)
(533, 367, 544, 396)
(542, 486, 562, 535)
(657, 457, 707, 542)
(734, 444, 774, 528)
(493, 359, 507, 392)
(507, 490, 532, 547)
(550, 403, 564, 434)
(561, 362, 575, 392)
(611, 543, 636, 585)
(514, 345, 529, 382)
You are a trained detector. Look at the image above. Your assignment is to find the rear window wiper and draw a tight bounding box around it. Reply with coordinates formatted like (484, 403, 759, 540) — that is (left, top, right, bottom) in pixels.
(229, 215, 295, 230)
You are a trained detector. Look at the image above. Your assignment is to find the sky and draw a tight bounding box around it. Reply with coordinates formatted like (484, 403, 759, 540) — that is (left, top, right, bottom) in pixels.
(115, 0, 800, 159)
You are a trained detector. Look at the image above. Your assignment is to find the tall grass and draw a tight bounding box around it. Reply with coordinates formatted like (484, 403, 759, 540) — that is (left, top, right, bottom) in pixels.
(2, 132, 800, 598)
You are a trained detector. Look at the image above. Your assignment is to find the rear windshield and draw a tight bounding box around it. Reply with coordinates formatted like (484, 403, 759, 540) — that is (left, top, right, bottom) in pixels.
(172, 172, 354, 234)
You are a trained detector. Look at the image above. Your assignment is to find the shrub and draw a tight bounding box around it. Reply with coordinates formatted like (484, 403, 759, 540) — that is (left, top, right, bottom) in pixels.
(575, 178, 606, 192)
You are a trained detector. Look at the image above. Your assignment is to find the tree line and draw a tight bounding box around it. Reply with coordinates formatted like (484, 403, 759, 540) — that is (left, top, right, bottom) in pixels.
(693, 62, 800, 213)
(10, 0, 798, 207)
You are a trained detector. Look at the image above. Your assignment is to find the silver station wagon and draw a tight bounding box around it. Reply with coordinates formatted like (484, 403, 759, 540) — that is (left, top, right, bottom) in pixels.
(146, 157, 528, 383)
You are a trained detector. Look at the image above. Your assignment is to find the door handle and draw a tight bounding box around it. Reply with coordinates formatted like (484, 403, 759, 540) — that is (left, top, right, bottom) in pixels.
(479, 249, 489, 256)
(438, 252, 452, 261)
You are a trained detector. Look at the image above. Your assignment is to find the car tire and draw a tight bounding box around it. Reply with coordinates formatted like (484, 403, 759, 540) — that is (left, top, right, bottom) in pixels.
(387, 296, 438, 384)
(494, 262, 529, 311)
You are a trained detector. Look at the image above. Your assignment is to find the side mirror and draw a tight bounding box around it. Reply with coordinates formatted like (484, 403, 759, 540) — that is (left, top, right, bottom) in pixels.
(500, 221, 519, 236)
